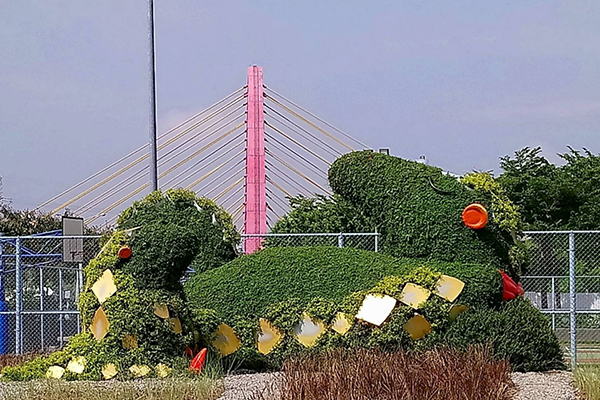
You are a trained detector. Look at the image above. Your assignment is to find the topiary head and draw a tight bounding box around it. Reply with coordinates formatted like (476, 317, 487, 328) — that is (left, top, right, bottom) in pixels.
(328, 151, 525, 275)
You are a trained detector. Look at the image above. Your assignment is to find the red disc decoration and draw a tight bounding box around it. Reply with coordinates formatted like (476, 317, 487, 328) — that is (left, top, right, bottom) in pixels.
(462, 203, 489, 230)
(190, 348, 208, 374)
(499, 270, 524, 301)
(118, 246, 132, 260)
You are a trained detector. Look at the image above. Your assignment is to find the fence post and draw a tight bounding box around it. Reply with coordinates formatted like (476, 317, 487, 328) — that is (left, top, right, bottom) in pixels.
(15, 237, 22, 354)
(569, 231, 577, 370)
(374, 230, 379, 253)
(338, 233, 344, 248)
(551, 276, 555, 331)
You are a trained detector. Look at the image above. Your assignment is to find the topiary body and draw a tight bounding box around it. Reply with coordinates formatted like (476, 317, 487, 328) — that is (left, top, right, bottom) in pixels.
(1, 189, 236, 381)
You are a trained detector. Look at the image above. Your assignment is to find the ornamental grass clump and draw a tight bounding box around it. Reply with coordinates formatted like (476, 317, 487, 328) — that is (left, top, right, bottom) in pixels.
(253, 346, 515, 400)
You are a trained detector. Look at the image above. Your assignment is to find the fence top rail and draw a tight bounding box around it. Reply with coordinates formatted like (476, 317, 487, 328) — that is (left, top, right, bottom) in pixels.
(521, 275, 600, 279)
(241, 232, 379, 237)
(524, 230, 600, 234)
(0, 235, 101, 240)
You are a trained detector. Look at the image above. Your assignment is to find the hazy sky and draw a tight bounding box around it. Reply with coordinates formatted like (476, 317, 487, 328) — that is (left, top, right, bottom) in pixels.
(1, 1, 600, 210)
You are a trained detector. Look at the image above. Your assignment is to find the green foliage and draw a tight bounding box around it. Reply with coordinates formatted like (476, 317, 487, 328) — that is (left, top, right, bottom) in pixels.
(117, 188, 239, 273)
(185, 247, 502, 322)
(328, 151, 518, 272)
(1, 190, 234, 382)
(444, 297, 565, 372)
(0, 204, 107, 236)
(498, 146, 600, 230)
(271, 194, 374, 234)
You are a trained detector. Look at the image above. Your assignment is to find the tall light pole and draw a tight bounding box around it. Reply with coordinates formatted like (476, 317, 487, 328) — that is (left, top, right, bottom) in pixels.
(147, 0, 158, 191)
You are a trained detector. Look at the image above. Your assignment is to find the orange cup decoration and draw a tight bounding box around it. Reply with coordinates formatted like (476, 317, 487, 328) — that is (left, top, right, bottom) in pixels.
(462, 203, 488, 230)
(118, 246, 132, 260)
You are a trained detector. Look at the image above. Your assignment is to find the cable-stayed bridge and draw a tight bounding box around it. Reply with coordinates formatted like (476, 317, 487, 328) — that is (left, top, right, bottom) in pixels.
(36, 66, 367, 240)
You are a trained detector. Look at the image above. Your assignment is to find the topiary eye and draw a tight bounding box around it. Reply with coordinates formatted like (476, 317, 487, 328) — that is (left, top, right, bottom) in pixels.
(118, 246, 132, 260)
(462, 203, 488, 229)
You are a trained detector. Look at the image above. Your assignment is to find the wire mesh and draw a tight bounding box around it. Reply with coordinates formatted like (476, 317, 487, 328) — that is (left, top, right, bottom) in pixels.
(522, 231, 600, 366)
(0, 236, 100, 355)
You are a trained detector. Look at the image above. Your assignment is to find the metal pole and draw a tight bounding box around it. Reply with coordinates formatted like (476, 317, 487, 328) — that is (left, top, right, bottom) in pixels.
(40, 267, 44, 351)
(147, 0, 158, 191)
(338, 233, 344, 249)
(374, 230, 379, 253)
(15, 238, 22, 354)
(76, 263, 82, 333)
(551, 276, 555, 331)
(569, 232, 576, 370)
(59, 268, 63, 348)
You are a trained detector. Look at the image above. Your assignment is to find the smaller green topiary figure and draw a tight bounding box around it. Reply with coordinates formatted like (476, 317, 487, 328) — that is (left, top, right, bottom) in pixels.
(1, 189, 239, 381)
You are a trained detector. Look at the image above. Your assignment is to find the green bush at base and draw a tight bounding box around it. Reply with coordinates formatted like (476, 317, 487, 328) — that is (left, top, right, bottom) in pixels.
(444, 296, 565, 372)
(185, 246, 503, 322)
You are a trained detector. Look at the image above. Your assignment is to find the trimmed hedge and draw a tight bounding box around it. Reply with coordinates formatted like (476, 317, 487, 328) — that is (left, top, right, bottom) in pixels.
(189, 259, 560, 372)
(117, 189, 239, 274)
(444, 297, 565, 372)
(185, 247, 503, 322)
(327, 151, 518, 273)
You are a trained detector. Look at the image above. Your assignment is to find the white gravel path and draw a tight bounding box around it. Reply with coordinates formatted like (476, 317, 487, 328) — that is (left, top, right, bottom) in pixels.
(218, 370, 578, 400)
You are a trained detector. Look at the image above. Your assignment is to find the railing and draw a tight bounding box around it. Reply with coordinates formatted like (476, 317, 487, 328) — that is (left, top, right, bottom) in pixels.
(241, 232, 380, 254)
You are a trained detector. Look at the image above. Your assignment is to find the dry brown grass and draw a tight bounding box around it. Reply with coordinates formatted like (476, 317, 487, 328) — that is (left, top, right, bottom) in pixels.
(0, 353, 41, 370)
(253, 346, 515, 400)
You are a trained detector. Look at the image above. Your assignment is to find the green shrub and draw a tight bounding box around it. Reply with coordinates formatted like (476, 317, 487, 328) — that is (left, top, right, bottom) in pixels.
(1, 190, 231, 381)
(117, 189, 239, 273)
(327, 151, 520, 274)
(185, 247, 502, 322)
(444, 297, 565, 372)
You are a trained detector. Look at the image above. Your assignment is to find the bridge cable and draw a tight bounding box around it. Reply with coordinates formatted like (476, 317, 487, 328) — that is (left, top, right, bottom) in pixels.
(75, 120, 244, 215)
(38, 87, 245, 211)
(189, 156, 245, 193)
(264, 105, 342, 157)
(265, 124, 331, 165)
(50, 108, 244, 214)
(214, 176, 245, 202)
(265, 161, 314, 197)
(264, 94, 354, 151)
(266, 150, 331, 195)
(201, 167, 245, 198)
(264, 86, 368, 149)
(266, 176, 292, 199)
(85, 123, 244, 224)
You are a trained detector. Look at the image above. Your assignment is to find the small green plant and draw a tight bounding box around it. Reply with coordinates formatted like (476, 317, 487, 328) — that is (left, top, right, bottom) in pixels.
(576, 365, 600, 400)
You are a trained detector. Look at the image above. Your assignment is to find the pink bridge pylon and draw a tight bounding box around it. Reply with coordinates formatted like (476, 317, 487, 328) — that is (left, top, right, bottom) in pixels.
(244, 66, 267, 253)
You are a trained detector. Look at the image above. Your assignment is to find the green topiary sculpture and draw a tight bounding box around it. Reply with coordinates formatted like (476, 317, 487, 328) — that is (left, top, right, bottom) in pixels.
(1, 189, 238, 381)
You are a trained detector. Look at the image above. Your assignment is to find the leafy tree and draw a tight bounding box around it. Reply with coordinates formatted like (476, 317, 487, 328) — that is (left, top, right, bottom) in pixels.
(498, 146, 600, 230)
(0, 204, 62, 236)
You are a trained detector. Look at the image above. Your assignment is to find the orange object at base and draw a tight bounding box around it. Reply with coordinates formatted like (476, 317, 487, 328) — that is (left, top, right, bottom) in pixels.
(462, 203, 489, 230)
(118, 246, 132, 260)
(190, 348, 207, 374)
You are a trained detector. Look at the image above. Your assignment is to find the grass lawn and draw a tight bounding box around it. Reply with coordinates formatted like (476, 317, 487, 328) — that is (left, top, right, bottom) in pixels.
(0, 378, 223, 400)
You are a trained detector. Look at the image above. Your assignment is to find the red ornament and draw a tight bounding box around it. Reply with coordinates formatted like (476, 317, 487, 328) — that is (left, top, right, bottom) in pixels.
(118, 246, 132, 260)
(190, 348, 208, 374)
(499, 270, 524, 301)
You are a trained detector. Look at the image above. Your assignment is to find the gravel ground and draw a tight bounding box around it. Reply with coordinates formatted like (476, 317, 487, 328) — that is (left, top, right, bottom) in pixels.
(512, 371, 577, 400)
(218, 371, 578, 400)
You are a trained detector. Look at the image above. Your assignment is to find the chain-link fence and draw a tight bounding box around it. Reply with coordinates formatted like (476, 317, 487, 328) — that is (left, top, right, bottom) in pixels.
(0, 235, 101, 355)
(522, 231, 600, 368)
(241, 232, 380, 254)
